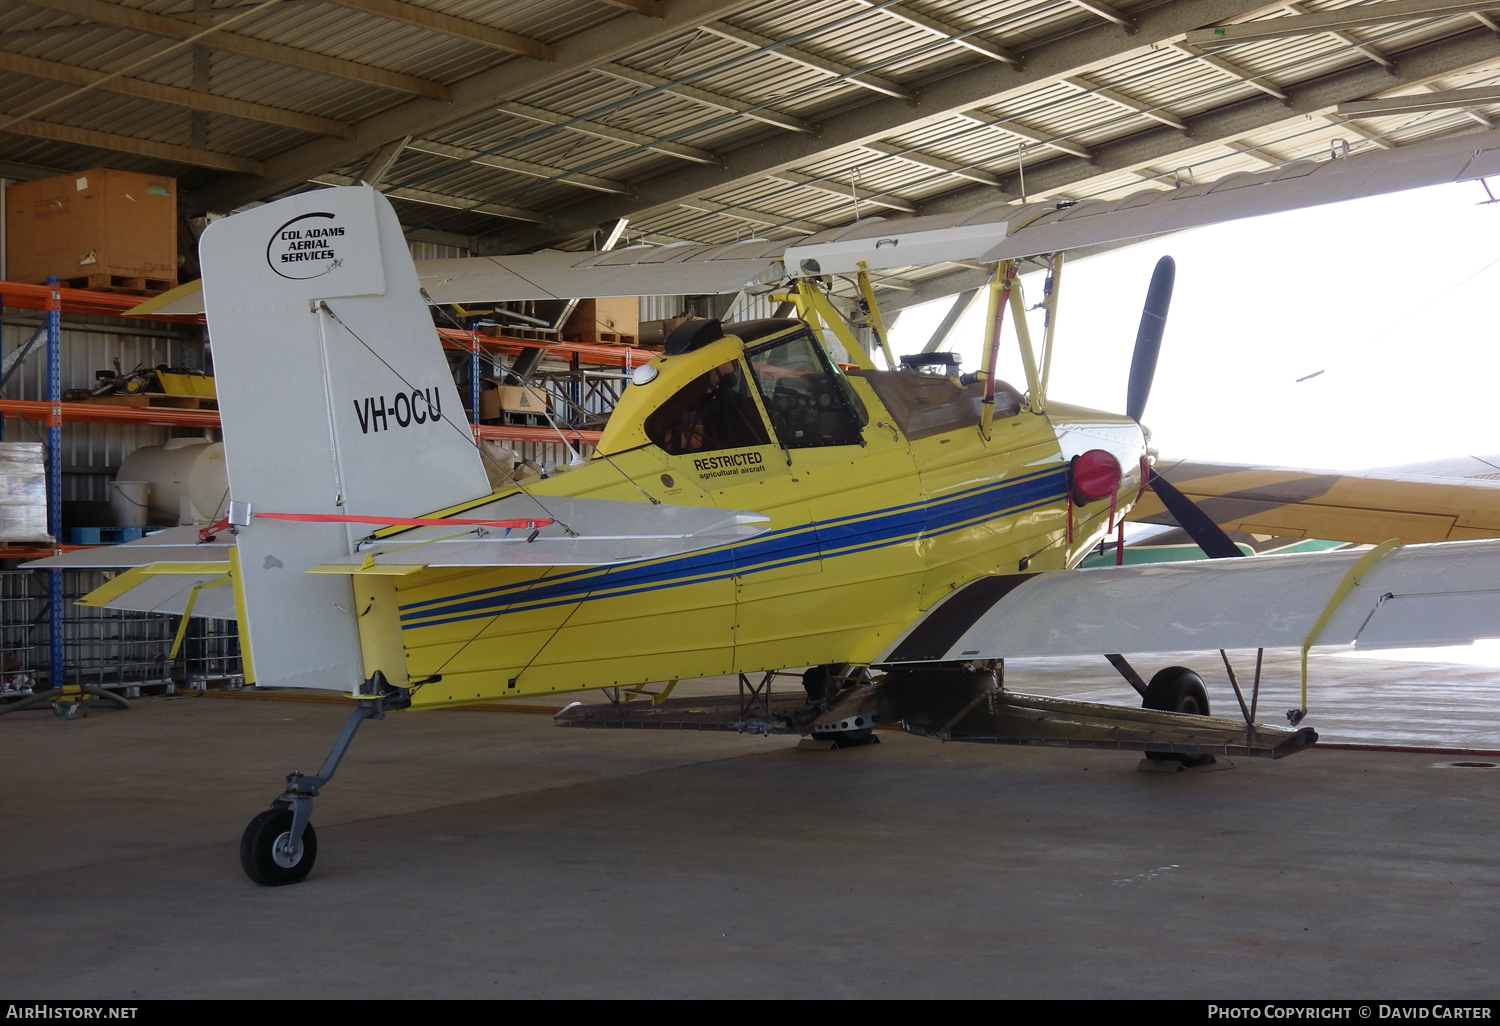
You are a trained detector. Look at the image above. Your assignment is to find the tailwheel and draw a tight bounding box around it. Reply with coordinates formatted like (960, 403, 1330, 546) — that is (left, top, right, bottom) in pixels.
(240, 807, 318, 886)
(1142, 666, 1216, 768)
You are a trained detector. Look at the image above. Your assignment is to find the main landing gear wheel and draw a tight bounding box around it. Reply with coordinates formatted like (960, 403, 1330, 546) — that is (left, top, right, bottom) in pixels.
(1142, 666, 1216, 768)
(240, 807, 318, 886)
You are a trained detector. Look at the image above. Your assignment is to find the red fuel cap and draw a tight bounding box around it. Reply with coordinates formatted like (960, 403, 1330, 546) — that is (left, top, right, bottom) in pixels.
(1072, 449, 1122, 504)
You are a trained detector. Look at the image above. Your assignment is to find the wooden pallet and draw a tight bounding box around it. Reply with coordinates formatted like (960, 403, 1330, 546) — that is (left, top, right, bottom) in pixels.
(58, 274, 177, 296)
(567, 331, 638, 347)
(80, 393, 218, 410)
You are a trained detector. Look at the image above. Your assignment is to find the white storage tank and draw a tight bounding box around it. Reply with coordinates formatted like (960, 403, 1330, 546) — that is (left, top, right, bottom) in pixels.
(115, 438, 228, 524)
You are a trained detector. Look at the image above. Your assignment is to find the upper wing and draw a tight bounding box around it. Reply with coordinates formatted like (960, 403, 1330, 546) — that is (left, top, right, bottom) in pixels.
(124, 241, 788, 315)
(783, 124, 1500, 275)
(1128, 459, 1500, 545)
(879, 539, 1500, 664)
(413, 243, 786, 304)
(129, 124, 1500, 314)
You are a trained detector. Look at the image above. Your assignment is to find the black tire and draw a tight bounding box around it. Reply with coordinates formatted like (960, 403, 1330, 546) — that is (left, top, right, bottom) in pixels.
(1143, 666, 1210, 715)
(1142, 666, 1214, 766)
(240, 808, 317, 886)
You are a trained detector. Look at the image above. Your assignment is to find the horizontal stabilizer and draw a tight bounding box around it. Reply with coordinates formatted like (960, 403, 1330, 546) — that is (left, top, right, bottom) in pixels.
(22, 525, 233, 570)
(77, 566, 234, 618)
(311, 495, 768, 571)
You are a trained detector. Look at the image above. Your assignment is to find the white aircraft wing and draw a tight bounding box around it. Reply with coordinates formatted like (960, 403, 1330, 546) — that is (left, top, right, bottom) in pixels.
(125, 125, 1500, 315)
(414, 241, 786, 304)
(783, 124, 1500, 275)
(878, 539, 1500, 664)
(123, 240, 787, 315)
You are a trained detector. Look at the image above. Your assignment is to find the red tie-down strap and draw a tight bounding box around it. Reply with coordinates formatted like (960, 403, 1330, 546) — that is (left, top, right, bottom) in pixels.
(199, 512, 552, 543)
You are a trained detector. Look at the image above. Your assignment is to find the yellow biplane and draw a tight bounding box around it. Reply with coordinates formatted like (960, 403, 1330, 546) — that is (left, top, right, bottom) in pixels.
(28, 124, 1500, 886)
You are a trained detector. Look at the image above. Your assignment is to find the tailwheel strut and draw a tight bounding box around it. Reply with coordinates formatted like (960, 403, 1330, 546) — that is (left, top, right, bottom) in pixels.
(240, 682, 409, 886)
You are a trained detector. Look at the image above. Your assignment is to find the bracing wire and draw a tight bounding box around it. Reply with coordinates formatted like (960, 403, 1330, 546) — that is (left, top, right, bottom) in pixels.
(425, 295, 664, 506)
(316, 301, 576, 535)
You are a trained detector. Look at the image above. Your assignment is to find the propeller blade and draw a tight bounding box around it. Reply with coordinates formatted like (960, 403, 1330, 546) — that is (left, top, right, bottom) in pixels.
(1146, 469, 1243, 559)
(1126, 255, 1175, 423)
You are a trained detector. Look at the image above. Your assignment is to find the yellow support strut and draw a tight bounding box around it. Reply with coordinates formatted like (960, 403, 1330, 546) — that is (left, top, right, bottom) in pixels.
(855, 262, 898, 371)
(1296, 538, 1404, 721)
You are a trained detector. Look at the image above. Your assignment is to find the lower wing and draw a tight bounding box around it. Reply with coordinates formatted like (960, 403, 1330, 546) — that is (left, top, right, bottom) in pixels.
(879, 539, 1500, 663)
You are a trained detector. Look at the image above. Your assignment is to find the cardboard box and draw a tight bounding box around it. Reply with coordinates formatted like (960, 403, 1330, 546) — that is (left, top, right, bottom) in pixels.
(563, 297, 639, 345)
(5, 168, 177, 287)
(479, 384, 550, 421)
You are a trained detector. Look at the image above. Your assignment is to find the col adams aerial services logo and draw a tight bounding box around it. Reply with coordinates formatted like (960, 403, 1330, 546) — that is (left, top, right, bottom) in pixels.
(266, 211, 346, 279)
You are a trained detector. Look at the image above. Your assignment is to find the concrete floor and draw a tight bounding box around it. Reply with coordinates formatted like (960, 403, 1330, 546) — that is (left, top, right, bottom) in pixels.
(2, 652, 1499, 998)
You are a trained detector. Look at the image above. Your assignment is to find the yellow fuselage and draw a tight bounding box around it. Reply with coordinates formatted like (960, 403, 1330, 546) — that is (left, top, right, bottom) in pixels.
(391, 327, 1145, 709)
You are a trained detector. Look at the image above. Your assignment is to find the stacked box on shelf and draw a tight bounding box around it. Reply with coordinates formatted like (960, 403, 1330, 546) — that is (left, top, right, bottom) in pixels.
(4, 168, 178, 292)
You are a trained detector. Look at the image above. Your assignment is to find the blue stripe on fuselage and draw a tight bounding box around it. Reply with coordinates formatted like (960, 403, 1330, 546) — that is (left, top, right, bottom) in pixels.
(398, 465, 1068, 629)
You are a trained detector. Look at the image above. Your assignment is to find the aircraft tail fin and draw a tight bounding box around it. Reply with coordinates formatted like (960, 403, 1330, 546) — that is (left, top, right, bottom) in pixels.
(198, 185, 489, 691)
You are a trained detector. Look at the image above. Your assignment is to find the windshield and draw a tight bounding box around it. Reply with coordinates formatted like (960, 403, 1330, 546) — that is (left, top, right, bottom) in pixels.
(746, 330, 866, 449)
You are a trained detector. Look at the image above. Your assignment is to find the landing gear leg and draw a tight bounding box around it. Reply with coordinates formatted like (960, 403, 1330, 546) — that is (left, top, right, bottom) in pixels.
(800, 664, 881, 749)
(240, 687, 409, 886)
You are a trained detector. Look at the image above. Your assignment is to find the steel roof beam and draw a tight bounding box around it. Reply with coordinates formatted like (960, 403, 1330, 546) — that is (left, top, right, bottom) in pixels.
(852, 0, 1020, 65)
(359, 135, 409, 187)
(700, 22, 914, 100)
(1319, 112, 1396, 147)
(2, 116, 266, 173)
(312, 173, 547, 222)
(1223, 138, 1286, 164)
(21, 0, 451, 98)
(1068, 0, 1135, 30)
(676, 199, 825, 234)
(190, 0, 766, 212)
(317, 0, 553, 59)
(596, 0, 666, 16)
(1064, 74, 1189, 131)
(957, 109, 1096, 158)
(1168, 40, 1290, 99)
(0, 49, 355, 138)
(862, 140, 1002, 185)
(594, 62, 812, 133)
(485, 0, 1281, 253)
(1281, 1, 1394, 69)
(1339, 83, 1500, 116)
(404, 139, 629, 193)
(497, 100, 718, 163)
(1186, 0, 1500, 46)
(765, 169, 916, 212)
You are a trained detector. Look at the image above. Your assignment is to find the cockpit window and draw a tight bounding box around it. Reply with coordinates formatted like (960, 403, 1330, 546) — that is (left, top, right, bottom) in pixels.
(644, 360, 771, 456)
(746, 330, 866, 449)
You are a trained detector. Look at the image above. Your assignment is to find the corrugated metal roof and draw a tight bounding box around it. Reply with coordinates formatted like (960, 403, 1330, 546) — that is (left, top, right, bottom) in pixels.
(4, 0, 1500, 267)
